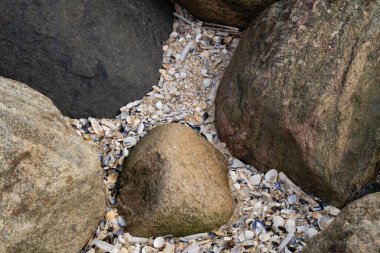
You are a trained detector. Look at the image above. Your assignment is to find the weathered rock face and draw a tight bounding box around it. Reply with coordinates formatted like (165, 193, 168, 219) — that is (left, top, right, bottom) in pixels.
(0, 77, 106, 253)
(304, 193, 380, 253)
(0, 0, 173, 118)
(117, 123, 234, 237)
(215, 0, 380, 207)
(177, 0, 278, 28)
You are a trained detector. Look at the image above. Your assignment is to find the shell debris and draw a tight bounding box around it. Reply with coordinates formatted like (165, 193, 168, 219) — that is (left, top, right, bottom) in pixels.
(72, 7, 341, 253)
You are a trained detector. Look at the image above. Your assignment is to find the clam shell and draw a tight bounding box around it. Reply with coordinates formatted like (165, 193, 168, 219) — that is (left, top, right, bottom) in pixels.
(244, 230, 254, 240)
(318, 216, 334, 230)
(272, 215, 285, 228)
(285, 219, 296, 233)
(264, 169, 278, 183)
(248, 174, 261, 186)
(142, 246, 157, 253)
(153, 237, 165, 249)
(259, 233, 271, 242)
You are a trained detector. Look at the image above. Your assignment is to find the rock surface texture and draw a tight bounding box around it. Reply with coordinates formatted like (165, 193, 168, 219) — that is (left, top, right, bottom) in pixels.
(215, 0, 380, 207)
(0, 0, 173, 118)
(176, 0, 278, 28)
(117, 123, 234, 237)
(304, 192, 380, 253)
(0, 77, 106, 253)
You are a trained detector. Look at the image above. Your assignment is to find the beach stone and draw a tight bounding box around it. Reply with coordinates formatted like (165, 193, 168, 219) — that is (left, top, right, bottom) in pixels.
(304, 193, 380, 253)
(215, 0, 380, 207)
(0, 77, 106, 252)
(0, 0, 173, 118)
(117, 123, 234, 237)
(177, 0, 278, 28)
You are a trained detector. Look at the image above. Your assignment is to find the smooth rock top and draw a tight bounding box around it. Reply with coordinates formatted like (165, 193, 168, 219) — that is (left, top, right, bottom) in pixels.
(304, 193, 380, 253)
(215, 0, 380, 207)
(0, 77, 106, 253)
(117, 123, 234, 237)
(0, 0, 173, 118)
(177, 0, 278, 28)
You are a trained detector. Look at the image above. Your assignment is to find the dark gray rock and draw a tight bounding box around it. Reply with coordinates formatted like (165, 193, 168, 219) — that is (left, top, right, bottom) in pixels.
(0, 0, 173, 118)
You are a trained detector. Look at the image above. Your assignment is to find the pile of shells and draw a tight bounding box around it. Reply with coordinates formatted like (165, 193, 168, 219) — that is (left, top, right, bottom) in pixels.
(72, 6, 340, 253)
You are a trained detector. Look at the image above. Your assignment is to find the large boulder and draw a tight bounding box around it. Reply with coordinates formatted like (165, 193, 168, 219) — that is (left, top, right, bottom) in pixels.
(117, 123, 234, 237)
(177, 0, 278, 28)
(0, 0, 173, 118)
(215, 0, 380, 207)
(304, 192, 380, 253)
(0, 77, 106, 253)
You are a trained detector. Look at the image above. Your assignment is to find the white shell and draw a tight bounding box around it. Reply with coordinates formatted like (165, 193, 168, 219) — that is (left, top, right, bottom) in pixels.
(273, 215, 285, 228)
(264, 169, 278, 183)
(153, 237, 165, 249)
(306, 227, 319, 239)
(259, 233, 271, 242)
(142, 246, 157, 253)
(318, 216, 334, 230)
(285, 219, 296, 233)
(244, 230, 255, 240)
(248, 174, 261, 186)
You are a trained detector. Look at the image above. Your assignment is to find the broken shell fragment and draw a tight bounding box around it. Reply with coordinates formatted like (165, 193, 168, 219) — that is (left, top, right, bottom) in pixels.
(285, 219, 296, 233)
(249, 174, 261, 186)
(318, 216, 334, 230)
(259, 233, 271, 242)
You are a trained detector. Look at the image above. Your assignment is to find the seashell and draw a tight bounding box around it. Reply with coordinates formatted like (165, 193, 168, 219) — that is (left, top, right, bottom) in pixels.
(124, 136, 137, 148)
(162, 243, 175, 253)
(238, 233, 246, 242)
(97, 229, 108, 240)
(287, 194, 297, 204)
(252, 220, 267, 234)
(285, 219, 296, 233)
(230, 159, 245, 168)
(118, 234, 126, 244)
(326, 205, 340, 216)
(153, 237, 165, 249)
(142, 246, 157, 253)
(306, 228, 319, 239)
(272, 215, 285, 228)
(281, 209, 296, 218)
(229, 170, 238, 182)
(117, 216, 127, 228)
(106, 210, 117, 221)
(184, 242, 200, 253)
(259, 233, 271, 242)
(318, 216, 334, 230)
(244, 230, 255, 240)
(155, 101, 163, 110)
(107, 174, 117, 183)
(248, 174, 261, 186)
(137, 123, 145, 134)
(203, 79, 211, 88)
(264, 169, 278, 183)
(108, 195, 116, 205)
(312, 212, 322, 219)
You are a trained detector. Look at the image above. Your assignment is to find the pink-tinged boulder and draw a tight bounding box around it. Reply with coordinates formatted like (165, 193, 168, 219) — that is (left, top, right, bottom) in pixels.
(216, 0, 380, 207)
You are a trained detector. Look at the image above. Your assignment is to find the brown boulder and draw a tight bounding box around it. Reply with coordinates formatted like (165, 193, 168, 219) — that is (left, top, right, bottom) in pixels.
(117, 123, 234, 237)
(215, 0, 380, 207)
(176, 0, 278, 28)
(0, 77, 106, 253)
(304, 192, 380, 253)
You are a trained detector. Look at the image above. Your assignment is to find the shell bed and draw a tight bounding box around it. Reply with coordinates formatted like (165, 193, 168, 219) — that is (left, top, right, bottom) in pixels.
(71, 8, 340, 253)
